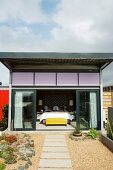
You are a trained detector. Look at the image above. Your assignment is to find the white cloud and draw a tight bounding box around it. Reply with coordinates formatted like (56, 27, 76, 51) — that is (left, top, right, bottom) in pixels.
(0, 25, 50, 51)
(0, 0, 48, 23)
(49, 0, 113, 52)
(0, 0, 113, 85)
(0, 0, 113, 52)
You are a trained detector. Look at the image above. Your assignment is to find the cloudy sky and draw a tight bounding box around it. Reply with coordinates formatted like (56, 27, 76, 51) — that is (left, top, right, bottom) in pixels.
(0, 0, 113, 86)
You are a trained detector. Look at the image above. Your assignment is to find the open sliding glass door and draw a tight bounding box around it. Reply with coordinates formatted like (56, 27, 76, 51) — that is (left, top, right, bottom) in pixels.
(76, 90, 100, 130)
(12, 90, 36, 131)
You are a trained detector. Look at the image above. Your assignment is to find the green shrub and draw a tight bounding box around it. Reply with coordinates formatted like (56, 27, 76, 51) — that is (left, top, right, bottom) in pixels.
(0, 163, 6, 170)
(0, 136, 4, 141)
(74, 125, 81, 134)
(0, 104, 9, 131)
(0, 118, 7, 131)
(4, 154, 17, 164)
(4, 146, 14, 153)
(1, 152, 10, 159)
(87, 128, 99, 139)
(2, 105, 8, 120)
(72, 125, 82, 137)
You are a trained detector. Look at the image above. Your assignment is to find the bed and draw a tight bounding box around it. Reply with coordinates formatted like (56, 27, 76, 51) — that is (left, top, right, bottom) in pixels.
(40, 111, 73, 125)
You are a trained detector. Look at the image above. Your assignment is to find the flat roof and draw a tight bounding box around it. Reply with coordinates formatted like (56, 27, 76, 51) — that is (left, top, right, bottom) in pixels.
(0, 52, 113, 59)
(0, 52, 113, 70)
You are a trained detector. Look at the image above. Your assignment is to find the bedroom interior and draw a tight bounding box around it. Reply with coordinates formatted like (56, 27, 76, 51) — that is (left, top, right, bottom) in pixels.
(36, 90, 76, 130)
(35, 89, 98, 130)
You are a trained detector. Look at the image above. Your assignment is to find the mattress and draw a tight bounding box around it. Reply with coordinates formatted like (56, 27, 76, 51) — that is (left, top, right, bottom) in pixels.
(40, 111, 73, 122)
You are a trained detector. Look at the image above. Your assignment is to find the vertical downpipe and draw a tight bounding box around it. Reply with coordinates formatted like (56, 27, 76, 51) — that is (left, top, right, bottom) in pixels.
(8, 70, 12, 131)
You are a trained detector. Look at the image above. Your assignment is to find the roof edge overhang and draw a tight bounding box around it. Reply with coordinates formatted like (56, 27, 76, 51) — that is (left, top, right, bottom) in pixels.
(0, 52, 113, 70)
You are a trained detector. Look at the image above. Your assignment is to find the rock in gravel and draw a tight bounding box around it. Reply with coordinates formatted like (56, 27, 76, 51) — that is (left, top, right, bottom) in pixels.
(24, 142, 30, 148)
(27, 158, 32, 165)
(18, 165, 25, 170)
(24, 163, 29, 169)
(29, 140, 34, 147)
(19, 155, 29, 161)
(31, 150, 35, 156)
(19, 147, 34, 157)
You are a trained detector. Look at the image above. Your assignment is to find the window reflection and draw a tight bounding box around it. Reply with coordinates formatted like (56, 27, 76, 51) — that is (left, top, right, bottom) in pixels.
(14, 91, 34, 129)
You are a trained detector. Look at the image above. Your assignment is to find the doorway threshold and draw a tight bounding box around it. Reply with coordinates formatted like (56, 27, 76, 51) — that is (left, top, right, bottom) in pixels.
(36, 124, 75, 131)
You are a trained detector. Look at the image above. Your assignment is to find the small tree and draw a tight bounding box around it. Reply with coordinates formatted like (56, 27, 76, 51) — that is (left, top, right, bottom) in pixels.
(2, 104, 8, 119)
(0, 104, 9, 130)
(73, 124, 82, 136)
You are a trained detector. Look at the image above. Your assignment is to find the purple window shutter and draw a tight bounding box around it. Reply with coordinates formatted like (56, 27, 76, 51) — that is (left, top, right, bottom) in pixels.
(79, 73, 100, 86)
(35, 72, 56, 86)
(57, 73, 78, 86)
(12, 72, 34, 85)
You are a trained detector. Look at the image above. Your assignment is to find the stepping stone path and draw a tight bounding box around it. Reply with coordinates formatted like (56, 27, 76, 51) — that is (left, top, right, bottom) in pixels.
(38, 134, 73, 170)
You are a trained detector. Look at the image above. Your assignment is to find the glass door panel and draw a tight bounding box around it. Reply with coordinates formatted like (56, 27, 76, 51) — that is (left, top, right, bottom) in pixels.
(13, 90, 36, 130)
(77, 91, 98, 129)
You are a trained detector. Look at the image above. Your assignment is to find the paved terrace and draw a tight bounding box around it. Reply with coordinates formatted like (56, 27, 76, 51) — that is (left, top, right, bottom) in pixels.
(38, 134, 73, 170)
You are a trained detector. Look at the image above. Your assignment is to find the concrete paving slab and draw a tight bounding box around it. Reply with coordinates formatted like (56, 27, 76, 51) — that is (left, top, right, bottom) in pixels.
(45, 138, 65, 141)
(39, 159, 72, 168)
(41, 152, 70, 159)
(42, 147, 68, 152)
(45, 139, 66, 142)
(43, 141, 67, 147)
(45, 135, 65, 139)
(44, 140, 66, 143)
(38, 168, 73, 170)
(46, 136, 65, 137)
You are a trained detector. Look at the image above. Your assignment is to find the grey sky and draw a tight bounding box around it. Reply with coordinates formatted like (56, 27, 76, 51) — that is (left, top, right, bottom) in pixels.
(0, 0, 113, 86)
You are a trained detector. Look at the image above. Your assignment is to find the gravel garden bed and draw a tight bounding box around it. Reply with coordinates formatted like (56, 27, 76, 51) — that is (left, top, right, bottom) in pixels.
(0, 132, 44, 170)
(66, 133, 113, 170)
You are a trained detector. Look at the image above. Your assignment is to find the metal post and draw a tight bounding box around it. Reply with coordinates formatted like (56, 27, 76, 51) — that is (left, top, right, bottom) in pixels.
(8, 71, 12, 131)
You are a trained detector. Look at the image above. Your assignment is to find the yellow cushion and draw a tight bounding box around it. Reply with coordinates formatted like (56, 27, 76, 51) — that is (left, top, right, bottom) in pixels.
(46, 118, 67, 125)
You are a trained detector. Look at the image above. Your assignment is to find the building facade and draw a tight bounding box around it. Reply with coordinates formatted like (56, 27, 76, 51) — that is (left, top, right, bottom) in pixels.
(0, 52, 113, 131)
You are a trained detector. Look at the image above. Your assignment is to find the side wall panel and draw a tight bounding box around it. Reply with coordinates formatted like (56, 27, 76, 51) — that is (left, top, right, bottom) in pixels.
(35, 72, 56, 86)
(57, 73, 78, 86)
(79, 73, 100, 86)
(0, 90, 9, 120)
(12, 72, 34, 85)
(12, 72, 100, 87)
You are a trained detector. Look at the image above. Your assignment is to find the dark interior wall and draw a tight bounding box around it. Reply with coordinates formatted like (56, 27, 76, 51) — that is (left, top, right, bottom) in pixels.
(36, 90, 75, 112)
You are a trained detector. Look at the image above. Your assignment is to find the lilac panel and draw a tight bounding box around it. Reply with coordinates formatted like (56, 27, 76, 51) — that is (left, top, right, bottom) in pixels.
(12, 72, 34, 85)
(35, 72, 56, 86)
(79, 73, 100, 86)
(57, 73, 78, 86)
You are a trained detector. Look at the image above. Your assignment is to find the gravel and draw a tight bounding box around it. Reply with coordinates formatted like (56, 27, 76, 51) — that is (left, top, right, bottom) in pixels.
(6, 133, 44, 170)
(66, 134, 113, 170)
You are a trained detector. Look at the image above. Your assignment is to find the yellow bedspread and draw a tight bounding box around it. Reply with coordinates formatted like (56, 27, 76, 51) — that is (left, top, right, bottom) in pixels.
(46, 118, 67, 126)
